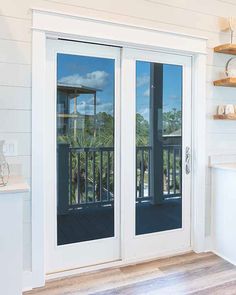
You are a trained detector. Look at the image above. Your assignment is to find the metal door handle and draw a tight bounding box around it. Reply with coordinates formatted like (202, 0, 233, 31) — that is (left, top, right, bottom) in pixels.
(185, 146, 191, 175)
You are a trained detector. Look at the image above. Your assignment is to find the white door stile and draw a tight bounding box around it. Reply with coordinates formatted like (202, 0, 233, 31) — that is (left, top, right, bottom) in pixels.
(120, 48, 136, 261)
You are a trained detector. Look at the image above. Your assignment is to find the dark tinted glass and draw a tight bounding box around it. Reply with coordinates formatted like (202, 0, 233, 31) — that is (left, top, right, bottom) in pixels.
(136, 61, 182, 235)
(57, 53, 115, 245)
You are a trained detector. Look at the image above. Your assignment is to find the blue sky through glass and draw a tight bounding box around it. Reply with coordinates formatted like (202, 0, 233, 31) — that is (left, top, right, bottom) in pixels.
(136, 61, 182, 121)
(57, 53, 115, 115)
(57, 54, 182, 119)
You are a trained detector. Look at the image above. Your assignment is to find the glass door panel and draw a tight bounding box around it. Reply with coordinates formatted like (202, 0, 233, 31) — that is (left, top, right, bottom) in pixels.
(121, 48, 190, 261)
(136, 61, 183, 235)
(46, 40, 121, 273)
(57, 53, 116, 245)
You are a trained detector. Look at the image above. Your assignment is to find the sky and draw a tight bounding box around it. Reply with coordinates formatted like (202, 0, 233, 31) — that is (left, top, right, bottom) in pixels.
(57, 53, 115, 115)
(136, 61, 182, 122)
(57, 53, 182, 120)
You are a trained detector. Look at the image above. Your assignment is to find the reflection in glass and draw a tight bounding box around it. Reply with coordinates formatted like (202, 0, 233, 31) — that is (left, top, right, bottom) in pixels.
(136, 61, 182, 235)
(57, 53, 115, 245)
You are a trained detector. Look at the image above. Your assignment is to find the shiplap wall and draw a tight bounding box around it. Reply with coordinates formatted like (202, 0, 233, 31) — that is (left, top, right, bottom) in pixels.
(1, 0, 236, 274)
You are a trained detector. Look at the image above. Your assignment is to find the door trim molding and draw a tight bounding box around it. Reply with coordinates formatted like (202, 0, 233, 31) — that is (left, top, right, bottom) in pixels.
(32, 8, 207, 289)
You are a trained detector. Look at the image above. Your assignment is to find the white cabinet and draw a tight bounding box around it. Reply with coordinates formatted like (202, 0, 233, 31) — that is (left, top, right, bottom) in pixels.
(0, 177, 29, 295)
(212, 163, 236, 265)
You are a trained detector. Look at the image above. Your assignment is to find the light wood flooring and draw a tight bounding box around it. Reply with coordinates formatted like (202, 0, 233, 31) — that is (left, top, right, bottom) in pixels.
(25, 252, 236, 295)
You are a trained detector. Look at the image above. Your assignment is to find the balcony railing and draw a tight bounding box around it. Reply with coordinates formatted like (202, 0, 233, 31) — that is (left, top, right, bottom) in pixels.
(57, 140, 182, 214)
(69, 146, 114, 209)
(136, 144, 182, 204)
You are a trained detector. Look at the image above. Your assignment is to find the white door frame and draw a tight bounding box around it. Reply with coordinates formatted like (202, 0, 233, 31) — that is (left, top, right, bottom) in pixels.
(32, 8, 207, 289)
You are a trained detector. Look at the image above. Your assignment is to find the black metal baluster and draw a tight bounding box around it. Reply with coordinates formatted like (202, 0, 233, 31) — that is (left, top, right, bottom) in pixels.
(171, 147, 173, 194)
(85, 150, 88, 203)
(136, 148, 138, 201)
(77, 152, 80, 205)
(173, 147, 176, 195)
(99, 150, 103, 202)
(141, 149, 144, 198)
(107, 151, 110, 200)
(69, 150, 72, 205)
(148, 147, 151, 198)
(167, 146, 170, 195)
(111, 150, 114, 201)
(93, 151, 96, 203)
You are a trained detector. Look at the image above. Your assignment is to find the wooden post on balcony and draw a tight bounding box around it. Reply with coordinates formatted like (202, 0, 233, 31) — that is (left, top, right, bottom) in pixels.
(150, 63, 164, 205)
(57, 143, 70, 215)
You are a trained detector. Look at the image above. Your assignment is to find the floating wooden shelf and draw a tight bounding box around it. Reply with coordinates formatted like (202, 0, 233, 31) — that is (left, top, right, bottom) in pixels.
(213, 77, 236, 87)
(214, 114, 236, 120)
(214, 43, 236, 55)
(213, 44, 236, 118)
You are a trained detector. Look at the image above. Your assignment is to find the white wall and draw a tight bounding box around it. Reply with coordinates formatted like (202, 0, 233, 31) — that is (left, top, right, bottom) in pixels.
(1, 0, 236, 279)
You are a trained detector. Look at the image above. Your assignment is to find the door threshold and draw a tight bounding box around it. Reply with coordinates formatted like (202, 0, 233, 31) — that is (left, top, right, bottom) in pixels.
(46, 247, 192, 281)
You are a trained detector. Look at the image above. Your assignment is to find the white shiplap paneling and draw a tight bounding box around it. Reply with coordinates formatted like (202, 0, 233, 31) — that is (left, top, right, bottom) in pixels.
(0, 39, 31, 64)
(1, 0, 236, 279)
(0, 86, 31, 110)
(0, 15, 31, 42)
(0, 132, 31, 156)
(0, 110, 31, 133)
(0, 63, 31, 87)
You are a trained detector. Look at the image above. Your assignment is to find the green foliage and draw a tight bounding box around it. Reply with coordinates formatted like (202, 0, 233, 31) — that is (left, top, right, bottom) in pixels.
(163, 108, 182, 135)
(58, 112, 114, 148)
(136, 113, 149, 146)
(58, 108, 182, 147)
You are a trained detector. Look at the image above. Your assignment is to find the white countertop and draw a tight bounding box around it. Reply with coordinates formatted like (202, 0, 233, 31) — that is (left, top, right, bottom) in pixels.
(0, 176, 29, 194)
(211, 162, 236, 171)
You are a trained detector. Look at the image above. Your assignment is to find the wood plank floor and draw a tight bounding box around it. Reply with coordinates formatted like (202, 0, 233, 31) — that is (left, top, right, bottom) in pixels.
(25, 252, 236, 295)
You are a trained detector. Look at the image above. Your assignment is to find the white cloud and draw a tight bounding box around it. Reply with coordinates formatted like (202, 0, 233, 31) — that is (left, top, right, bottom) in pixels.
(137, 75, 150, 87)
(143, 88, 150, 97)
(169, 95, 179, 100)
(97, 103, 113, 114)
(76, 102, 113, 115)
(79, 96, 102, 106)
(59, 71, 109, 89)
(138, 107, 150, 120)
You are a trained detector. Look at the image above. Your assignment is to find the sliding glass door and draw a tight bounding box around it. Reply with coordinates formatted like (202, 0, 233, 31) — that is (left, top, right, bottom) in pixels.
(46, 40, 192, 274)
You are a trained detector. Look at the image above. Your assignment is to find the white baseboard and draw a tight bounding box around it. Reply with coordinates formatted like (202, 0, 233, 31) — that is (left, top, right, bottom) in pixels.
(213, 250, 236, 266)
(204, 235, 213, 252)
(23, 271, 33, 292)
(204, 235, 236, 265)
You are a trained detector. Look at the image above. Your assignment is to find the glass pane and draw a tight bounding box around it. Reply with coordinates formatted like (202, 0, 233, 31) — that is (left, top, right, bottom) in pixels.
(57, 53, 115, 245)
(136, 61, 182, 235)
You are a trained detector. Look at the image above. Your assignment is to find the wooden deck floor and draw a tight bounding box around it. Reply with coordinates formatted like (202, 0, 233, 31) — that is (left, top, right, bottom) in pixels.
(25, 252, 236, 295)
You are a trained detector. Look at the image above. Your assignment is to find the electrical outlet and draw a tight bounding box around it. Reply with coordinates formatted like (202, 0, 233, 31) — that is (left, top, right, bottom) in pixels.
(3, 141, 18, 156)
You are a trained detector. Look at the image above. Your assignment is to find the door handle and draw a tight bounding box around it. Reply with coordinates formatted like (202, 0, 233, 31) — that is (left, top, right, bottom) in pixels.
(185, 146, 191, 175)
